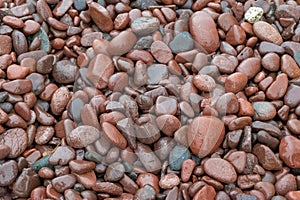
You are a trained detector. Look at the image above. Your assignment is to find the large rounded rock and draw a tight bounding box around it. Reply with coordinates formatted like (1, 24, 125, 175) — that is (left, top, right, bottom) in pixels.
(253, 21, 283, 45)
(188, 116, 225, 158)
(190, 11, 219, 53)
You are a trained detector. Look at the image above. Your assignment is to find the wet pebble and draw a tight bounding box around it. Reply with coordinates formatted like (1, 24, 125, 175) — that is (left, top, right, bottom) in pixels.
(0, 128, 27, 158)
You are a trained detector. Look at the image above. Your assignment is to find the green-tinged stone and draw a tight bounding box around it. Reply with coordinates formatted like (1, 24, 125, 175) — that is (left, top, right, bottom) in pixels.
(74, 183, 85, 192)
(169, 145, 191, 171)
(245, 7, 264, 23)
(30, 155, 54, 172)
(84, 151, 102, 163)
(28, 28, 51, 53)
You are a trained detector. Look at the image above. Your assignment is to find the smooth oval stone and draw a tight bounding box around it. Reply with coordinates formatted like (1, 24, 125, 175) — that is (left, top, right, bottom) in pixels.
(236, 57, 261, 79)
(93, 182, 123, 195)
(284, 85, 300, 108)
(190, 11, 219, 53)
(0, 160, 18, 186)
(287, 119, 300, 135)
(279, 136, 300, 168)
(253, 102, 276, 121)
(188, 116, 225, 158)
(67, 126, 100, 148)
(262, 53, 280, 71)
(50, 87, 71, 115)
(23, 20, 41, 35)
(253, 21, 283, 45)
(0, 128, 27, 158)
(193, 74, 216, 92)
(52, 174, 76, 193)
(253, 144, 282, 170)
(89, 2, 113, 32)
(169, 145, 191, 171)
(12, 30, 28, 55)
(266, 73, 288, 100)
(53, 60, 78, 84)
(150, 40, 173, 64)
(12, 168, 40, 198)
(281, 54, 300, 79)
(108, 30, 137, 56)
(102, 122, 127, 150)
(204, 158, 237, 184)
(131, 17, 160, 36)
(36, 0, 52, 20)
(134, 142, 161, 174)
(2, 79, 32, 95)
(159, 174, 180, 189)
(225, 72, 248, 93)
